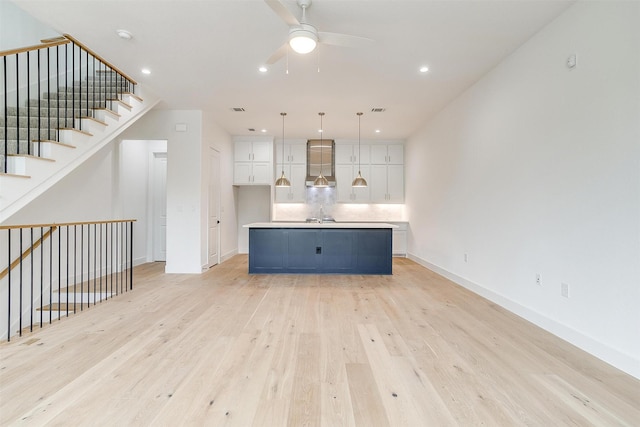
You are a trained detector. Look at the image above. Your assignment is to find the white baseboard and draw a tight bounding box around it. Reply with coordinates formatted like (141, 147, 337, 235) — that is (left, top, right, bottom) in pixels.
(220, 249, 238, 264)
(407, 253, 640, 380)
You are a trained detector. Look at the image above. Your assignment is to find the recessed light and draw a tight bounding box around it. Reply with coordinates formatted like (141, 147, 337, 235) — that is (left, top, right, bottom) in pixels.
(261, 129, 267, 133)
(258, 66, 268, 73)
(116, 29, 132, 40)
(141, 68, 151, 75)
(375, 129, 381, 133)
(419, 66, 429, 73)
(318, 129, 323, 133)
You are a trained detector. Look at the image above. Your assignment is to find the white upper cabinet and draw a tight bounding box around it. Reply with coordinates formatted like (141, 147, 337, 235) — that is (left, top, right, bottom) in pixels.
(336, 164, 371, 203)
(335, 143, 370, 165)
(370, 144, 403, 165)
(275, 142, 306, 164)
(233, 140, 273, 185)
(275, 163, 306, 203)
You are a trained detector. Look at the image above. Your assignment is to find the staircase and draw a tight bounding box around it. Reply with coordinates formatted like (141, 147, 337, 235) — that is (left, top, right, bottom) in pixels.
(1, 35, 159, 222)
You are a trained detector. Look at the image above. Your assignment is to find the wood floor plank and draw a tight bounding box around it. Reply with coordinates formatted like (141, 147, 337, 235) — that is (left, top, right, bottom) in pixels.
(1, 255, 638, 426)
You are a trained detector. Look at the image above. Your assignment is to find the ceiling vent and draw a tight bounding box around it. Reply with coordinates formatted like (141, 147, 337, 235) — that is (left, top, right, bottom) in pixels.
(371, 108, 386, 113)
(231, 107, 245, 112)
(248, 128, 256, 132)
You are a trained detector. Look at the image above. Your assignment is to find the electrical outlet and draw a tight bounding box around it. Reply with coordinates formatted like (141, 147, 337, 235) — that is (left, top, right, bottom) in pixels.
(561, 282, 570, 298)
(536, 273, 541, 286)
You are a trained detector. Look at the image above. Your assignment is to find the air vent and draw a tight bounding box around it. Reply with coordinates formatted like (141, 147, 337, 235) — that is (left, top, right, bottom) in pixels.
(248, 128, 256, 132)
(231, 107, 245, 112)
(371, 108, 386, 113)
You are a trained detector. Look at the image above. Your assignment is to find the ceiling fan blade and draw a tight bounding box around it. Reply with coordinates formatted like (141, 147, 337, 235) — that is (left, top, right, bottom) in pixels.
(264, 0, 300, 26)
(265, 43, 289, 65)
(318, 32, 375, 48)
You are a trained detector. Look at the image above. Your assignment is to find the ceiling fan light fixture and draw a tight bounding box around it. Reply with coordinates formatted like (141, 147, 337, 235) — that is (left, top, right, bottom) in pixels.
(289, 25, 318, 54)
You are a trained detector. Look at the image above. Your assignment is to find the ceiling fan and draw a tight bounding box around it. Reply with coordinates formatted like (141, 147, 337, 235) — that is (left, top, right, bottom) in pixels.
(263, 0, 374, 64)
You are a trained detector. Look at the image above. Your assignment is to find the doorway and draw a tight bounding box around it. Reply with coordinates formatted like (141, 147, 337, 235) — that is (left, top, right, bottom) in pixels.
(208, 148, 221, 267)
(152, 152, 167, 262)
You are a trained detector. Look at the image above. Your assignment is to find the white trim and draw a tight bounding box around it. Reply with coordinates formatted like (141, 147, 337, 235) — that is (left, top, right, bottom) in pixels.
(407, 252, 640, 380)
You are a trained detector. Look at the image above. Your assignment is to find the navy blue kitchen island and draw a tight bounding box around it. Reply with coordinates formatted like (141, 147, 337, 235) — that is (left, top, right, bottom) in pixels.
(244, 222, 397, 275)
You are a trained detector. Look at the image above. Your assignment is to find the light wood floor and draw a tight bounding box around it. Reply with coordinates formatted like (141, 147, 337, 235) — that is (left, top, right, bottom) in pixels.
(1, 256, 638, 426)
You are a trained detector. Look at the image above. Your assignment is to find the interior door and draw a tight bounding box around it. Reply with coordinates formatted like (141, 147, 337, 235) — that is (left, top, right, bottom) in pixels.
(208, 148, 221, 267)
(152, 153, 167, 261)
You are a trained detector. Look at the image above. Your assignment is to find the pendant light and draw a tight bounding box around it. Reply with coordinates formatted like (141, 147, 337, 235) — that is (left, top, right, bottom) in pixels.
(313, 112, 329, 187)
(352, 112, 368, 187)
(275, 112, 291, 187)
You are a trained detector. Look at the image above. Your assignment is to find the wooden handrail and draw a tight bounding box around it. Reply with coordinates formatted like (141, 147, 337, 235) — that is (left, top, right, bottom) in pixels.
(0, 39, 70, 57)
(0, 34, 136, 85)
(0, 219, 136, 230)
(63, 34, 138, 85)
(0, 226, 57, 280)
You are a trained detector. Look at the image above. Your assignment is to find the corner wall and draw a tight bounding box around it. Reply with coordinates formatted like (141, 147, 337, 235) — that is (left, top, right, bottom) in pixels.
(119, 110, 204, 273)
(405, 1, 639, 378)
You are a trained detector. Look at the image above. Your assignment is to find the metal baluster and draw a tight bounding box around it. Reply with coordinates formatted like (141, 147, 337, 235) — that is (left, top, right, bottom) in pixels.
(27, 52, 31, 156)
(19, 229, 23, 336)
(49, 226, 53, 324)
(129, 222, 134, 290)
(80, 224, 83, 311)
(15, 53, 19, 154)
(46, 48, 50, 145)
(3, 56, 7, 173)
(53, 45, 57, 141)
(7, 230, 11, 341)
(86, 49, 89, 119)
(40, 227, 44, 328)
(73, 224, 77, 313)
(30, 228, 33, 332)
(93, 223, 97, 304)
(65, 225, 69, 317)
(72, 42, 75, 130)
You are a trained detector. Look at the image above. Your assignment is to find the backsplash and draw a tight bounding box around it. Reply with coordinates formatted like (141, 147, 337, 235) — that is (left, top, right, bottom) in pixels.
(273, 187, 406, 222)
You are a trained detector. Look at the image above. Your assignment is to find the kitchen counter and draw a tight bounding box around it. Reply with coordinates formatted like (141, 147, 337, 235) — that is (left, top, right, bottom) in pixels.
(244, 222, 395, 274)
(244, 222, 398, 229)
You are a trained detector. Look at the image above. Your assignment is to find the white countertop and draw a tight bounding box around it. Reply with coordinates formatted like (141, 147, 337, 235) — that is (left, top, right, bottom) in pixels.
(244, 222, 399, 229)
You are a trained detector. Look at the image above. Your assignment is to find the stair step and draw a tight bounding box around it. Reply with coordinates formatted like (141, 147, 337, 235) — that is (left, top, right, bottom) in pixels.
(0, 127, 61, 141)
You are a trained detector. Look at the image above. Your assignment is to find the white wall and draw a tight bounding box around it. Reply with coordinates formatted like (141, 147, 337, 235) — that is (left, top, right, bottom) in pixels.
(119, 110, 203, 273)
(120, 109, 237, 272)
(4, 143, 117, 225)
(202, 112, 237, 264)
(118, 139, 167, 266)
(237, 186, 271, 254)
(405, 1, 640, 378)
(0, 1, 59, 49)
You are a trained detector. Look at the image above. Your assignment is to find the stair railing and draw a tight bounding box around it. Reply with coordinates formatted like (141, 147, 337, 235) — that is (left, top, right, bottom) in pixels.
(1, 34, 138, 173)
(0, 219, 135, 341)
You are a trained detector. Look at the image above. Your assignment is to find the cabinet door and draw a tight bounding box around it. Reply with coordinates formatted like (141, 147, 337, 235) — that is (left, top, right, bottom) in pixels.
(252, 162, 271, 184)
(289, 163, 307, 202)
(335, 164, 354, 202)
(234, 141, 253, 162)
(289, 144, 307, 164)
(275, 143, 285, 164)
(252, 141, 272, 162)
(234, 162, 252, 184)
(352, 164, 371, 202)
(335, 144, 354, 164)
(387, 164, 404, 202)
(369, 164, 388, 202)
(387, 144, 404, 165)
(354, 143, 370, 165)
(370, 145, 388, 164)
(274, 163, 290, 202)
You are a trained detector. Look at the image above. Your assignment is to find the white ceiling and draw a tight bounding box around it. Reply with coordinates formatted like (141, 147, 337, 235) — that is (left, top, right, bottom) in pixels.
(13, 0, 574, 140)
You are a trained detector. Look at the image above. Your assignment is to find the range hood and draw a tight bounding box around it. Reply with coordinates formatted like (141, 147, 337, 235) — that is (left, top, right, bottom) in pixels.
(306, 139, 336, 187)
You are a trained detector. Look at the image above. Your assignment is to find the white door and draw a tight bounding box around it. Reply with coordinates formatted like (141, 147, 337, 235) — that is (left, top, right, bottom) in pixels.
(152, 153, 167, 261)
(208, 148, 221, 267)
